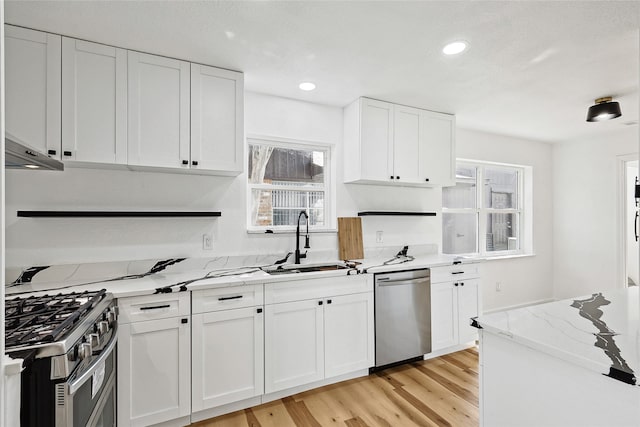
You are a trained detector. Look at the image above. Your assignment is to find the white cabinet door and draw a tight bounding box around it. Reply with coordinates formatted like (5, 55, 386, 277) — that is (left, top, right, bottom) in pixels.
(118, 317, 190, 427)
(393, 105, 422, 183)
(431, 282, 459, 351)
(62, 37, 127, 164)
(264, 299, 324, 393)
(420, 111, 455, 186)
(191, 64, 244, 174)
(457, 278, 480, 344)
(5, 25, 61, 157)
(360, 98, 393, 181)
(192, 307, 264, 411)
(324, 292, 374, 378)
(127, 51, 190, 168)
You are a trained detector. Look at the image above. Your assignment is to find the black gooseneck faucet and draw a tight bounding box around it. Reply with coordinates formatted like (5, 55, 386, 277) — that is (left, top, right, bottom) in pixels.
(295, 210, 310, 264)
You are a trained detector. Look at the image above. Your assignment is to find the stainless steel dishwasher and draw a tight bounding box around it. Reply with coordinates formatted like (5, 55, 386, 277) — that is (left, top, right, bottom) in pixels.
(374, 268, 431, 368)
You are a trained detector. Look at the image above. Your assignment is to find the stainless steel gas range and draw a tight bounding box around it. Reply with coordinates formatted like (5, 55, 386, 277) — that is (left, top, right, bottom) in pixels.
(5, 289, 118, 427)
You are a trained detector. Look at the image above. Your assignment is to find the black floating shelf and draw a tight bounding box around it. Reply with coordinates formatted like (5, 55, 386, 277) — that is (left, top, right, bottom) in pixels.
(17, 211, 221, 218)
(357, 211, 437, 217)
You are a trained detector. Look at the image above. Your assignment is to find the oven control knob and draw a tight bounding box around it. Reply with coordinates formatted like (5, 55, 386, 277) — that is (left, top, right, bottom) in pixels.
(87, 333, 100, 348)
(98, 321, 110, 335)
(78, 342, 92, 360)
(106, 310, 117, 325)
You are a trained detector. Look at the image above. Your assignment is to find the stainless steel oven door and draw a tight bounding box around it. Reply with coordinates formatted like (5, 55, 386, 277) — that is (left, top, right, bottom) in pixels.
(55, 330, 117, 427)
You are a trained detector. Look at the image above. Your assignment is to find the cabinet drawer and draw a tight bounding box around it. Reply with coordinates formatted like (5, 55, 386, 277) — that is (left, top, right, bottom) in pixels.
(431, 263, 480, 283)
(265, 274, 372, 305)
(118, 292, 190, 324)
(192, 284, 264, 314)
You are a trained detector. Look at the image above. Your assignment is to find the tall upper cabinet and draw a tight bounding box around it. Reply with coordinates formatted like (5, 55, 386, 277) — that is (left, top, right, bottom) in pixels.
(127, 51, 191, 170)
(343, 97, 455, 187)
(191, 64, 244, 175)
(5, 25, 61, 158)
(62, 37, 127, 165)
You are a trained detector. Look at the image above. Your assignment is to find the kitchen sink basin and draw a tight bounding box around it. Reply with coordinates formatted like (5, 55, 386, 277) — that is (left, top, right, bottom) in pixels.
(264, 262, 351, 275)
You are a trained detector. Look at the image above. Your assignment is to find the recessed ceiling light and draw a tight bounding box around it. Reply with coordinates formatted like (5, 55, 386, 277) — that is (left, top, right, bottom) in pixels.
(442, 41, 467, 55)
(299, 82, 316, 91)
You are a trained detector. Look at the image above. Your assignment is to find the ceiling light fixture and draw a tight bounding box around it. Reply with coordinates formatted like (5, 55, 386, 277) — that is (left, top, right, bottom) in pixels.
(299, 82, 316, 91)
(442, 41, 467, 55)
(586, 96, 622, 122)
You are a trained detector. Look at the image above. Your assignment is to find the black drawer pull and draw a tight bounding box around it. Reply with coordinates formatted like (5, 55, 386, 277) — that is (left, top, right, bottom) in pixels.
(48, 149, 57, 155)
(454, 283, 459, 287)
(460, 282, 465, 287)
(327, 299, 332, 304)
(182, 160, 188, 165)
(425, 178, 430, 182)
(257, 308, 263, 314)
(218, 295, 243, 301)
(140, 304, 170, 311)
(181, 318, 188, 324)
(390, 176, 394, 180)
(396, 176, 400, 179)
(318, 301, 323, 305)
(451, 271, 464, 275)
(63, 151, 72, 156)
(192, 160, 198, 166)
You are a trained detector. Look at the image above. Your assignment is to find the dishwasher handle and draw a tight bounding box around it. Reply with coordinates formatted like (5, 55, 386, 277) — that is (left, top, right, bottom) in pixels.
(376, 277, 430, 287)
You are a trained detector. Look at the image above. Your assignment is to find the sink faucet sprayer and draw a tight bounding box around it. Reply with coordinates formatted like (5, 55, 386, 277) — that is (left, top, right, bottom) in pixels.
(295, 211, 310, 264)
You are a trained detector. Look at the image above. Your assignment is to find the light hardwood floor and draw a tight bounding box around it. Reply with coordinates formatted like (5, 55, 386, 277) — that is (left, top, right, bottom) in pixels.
(191, 348, 479, 427)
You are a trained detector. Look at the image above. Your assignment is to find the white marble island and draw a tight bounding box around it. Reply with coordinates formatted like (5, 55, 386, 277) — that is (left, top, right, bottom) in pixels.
(474, 287, 640, 427)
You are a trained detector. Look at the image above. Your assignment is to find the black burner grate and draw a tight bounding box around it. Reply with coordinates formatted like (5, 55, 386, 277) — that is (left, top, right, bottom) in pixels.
(5, 289, 106, 348)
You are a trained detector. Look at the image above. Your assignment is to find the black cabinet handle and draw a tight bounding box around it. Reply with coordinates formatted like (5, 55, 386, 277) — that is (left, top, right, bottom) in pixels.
(425, 178, 430, 182)
(140, 304, 170, 311)
(182, 160, 188, 165)
(63, 151, 72, 157)
(390, 176, 394, 180)
(192, 160, 198, 166)
(318, 301, 323, 305)
(257, 308, 263, 314)
(460, 282, 465, 287)
(635, 211, 639, 242)
(454, 283, 459, 287)
(396, 176, 400, 180)
(327, 299, 332, 304)
(452, 271, 464, 275)
(218, 295, 243, 301)
(48, 149, 57, 155)
(181, 318, 188, 324)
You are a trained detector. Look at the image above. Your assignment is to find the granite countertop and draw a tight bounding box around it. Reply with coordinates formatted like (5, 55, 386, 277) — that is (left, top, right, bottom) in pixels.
(4, 250, 481, 299)
(475, 286, 640, 386)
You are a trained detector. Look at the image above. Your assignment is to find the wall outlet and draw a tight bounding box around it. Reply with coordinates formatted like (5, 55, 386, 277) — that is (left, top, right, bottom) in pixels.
(376, 231, 384, 243)
(496, 282, 502, 292)
(203, 233, 213, 250)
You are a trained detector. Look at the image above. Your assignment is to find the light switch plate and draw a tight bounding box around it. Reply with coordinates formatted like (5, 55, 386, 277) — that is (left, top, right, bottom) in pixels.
(203, 233, 213, 250)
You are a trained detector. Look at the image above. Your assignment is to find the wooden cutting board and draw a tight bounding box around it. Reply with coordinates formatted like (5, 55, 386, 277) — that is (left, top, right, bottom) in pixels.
(338, 217, 364, 260)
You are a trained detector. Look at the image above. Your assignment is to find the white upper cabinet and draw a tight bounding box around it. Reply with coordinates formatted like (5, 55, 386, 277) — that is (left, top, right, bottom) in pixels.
(344, 97, 455, 187)
(191, 64, 244, 175)
(62, 37, 127, 165)
(127, 51, 190, 169)
(5, 25, 61, 158)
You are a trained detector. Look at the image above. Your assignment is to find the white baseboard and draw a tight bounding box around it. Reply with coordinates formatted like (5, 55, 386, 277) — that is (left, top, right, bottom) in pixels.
(191, 396, 262, 423)
(424, 342, 477, 360)
(149, 415, 191, 427)
(262, 369, 369, 403)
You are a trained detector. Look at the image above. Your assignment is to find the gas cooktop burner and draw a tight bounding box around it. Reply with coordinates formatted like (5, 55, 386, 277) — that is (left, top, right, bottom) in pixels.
(5, 289, 107, 348)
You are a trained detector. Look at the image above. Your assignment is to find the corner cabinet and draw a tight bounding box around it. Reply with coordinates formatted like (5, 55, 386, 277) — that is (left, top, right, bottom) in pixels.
(430, 264, 481, 352)
(117, 293, 191, 427)
(61, 37, 127, 165)
(5, 25, 61, 158)
(343, 97, 455, 187)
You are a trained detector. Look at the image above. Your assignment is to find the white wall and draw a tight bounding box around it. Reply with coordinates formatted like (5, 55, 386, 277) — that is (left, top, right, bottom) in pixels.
(552, 126, 638, 300)
(456, 128, 555, 311)
(4, 92, 442, 267)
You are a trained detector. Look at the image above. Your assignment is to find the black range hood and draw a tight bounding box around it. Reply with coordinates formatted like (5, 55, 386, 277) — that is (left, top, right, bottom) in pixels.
(5, 133, 64, 171)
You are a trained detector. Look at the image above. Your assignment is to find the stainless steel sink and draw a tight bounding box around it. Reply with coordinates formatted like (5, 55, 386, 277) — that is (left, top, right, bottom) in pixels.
(264, 262, 351, 275)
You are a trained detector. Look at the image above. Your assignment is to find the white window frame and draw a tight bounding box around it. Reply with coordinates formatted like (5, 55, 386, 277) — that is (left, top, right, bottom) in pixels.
(443, 159, 527, 257)
(246, 135, 336, 233)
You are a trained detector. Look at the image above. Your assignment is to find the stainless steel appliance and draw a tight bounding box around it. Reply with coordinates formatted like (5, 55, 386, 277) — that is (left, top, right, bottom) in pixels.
(5, 289, 117, 427)
(5, 132, 64, 171)
(374, 269, 431, 368)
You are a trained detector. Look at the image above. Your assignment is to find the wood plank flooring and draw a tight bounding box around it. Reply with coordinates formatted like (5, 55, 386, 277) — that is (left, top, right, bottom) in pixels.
(191, 348, 479, 427)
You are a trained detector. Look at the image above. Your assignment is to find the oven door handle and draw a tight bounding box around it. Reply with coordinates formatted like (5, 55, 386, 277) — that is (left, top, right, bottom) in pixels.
(376, 277, 430, 287)
(69, 327, 117, 395)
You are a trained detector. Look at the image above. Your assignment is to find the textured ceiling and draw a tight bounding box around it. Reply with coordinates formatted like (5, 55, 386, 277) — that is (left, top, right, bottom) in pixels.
(5, 1, 640, 143)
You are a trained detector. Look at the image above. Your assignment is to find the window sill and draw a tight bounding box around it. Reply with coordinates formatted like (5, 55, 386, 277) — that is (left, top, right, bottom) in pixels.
(247, 228, 338, 235)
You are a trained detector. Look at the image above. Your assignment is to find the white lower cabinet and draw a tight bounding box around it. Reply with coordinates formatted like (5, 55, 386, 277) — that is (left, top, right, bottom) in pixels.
(431, 278, 480, 352)
(264, 284, 374, 394)
(117, 293, 191, 427)
(191, 306, 264, 412)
